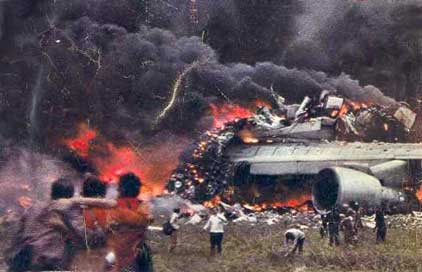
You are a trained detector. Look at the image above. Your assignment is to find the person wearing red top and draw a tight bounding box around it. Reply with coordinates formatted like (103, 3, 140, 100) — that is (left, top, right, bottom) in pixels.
(106, 172, 153, 272)
(69, 176, 111, 271)
(81, 176, 108, 248)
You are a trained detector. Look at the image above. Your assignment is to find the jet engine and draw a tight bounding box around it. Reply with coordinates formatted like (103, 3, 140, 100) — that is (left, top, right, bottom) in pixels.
(312, 167, 406, 213)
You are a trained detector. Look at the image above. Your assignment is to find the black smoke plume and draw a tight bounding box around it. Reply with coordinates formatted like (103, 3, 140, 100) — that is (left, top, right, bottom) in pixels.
(0, 0, 419, 211)
(0, 0, 400, 152)
(287, 0, 422, 105)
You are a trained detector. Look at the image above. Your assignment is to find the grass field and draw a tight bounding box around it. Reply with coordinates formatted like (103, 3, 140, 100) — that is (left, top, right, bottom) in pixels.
(2, 217, 422, 272)
(149, 222, 422, 272)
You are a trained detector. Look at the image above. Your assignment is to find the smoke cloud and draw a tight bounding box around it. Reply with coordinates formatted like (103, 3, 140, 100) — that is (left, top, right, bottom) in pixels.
(0, 1, 397, 148)
(0, 0, 416, 204)
(288, 0, 422, 104)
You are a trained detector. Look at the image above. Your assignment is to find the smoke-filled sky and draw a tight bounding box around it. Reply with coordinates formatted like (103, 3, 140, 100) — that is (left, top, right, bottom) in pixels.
(2, 0, 417, 147)
(0, 0, 421, 202)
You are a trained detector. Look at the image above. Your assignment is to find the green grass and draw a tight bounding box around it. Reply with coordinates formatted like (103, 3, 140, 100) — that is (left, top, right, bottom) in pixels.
(2, 218, 422, 271)
(149, 223, 422, 272)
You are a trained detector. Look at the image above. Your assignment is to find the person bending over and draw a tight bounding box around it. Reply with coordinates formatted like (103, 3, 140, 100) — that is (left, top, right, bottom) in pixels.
(284, 226, 305, 256)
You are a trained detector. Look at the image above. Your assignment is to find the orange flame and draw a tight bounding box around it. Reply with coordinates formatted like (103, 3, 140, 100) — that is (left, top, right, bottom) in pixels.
(63, 124, 97, 157)
(416, 186, 422, 203)
(203, 195, 221, 208)
(330, 100, 372, 118)
(244, 194, 311, 212)
(254, 99, 273, 108)
(63, 124, 187, 196)
(238, 129, 259, 144)
(338, 103, 350, 116)
(330, 110, 339, 118)
(210, 104, 254, 128)
(209, 99, 272, 129)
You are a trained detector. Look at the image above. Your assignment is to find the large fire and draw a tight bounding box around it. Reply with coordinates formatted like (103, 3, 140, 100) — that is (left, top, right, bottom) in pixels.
(63, 101, 270, 197)
(63, 124, 187, 196)
(209, 103, 254, 128)
(330, 99, 370, 118)
(244, 194, 312, 212)
(209, 100, 272, 128)
(203, 194, 311, 212)
(63, 124, 97, 158)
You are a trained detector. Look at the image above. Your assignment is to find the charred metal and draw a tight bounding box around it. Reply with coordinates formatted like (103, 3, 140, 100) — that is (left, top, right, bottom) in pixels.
(167, 92, 422, 213)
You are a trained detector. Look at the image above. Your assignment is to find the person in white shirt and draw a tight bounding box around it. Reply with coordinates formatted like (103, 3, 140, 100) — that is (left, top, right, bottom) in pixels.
(168, 208, 181, 252)
(203, 208, 228, 255)
(284, 226, 306, 256)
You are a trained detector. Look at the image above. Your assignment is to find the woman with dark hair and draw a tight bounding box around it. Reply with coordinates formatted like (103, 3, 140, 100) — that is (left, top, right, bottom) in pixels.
(118, 172, 142, 198)
(51, 177, 75, 200)
(68, 176, 112, 271)
(106, 172, 154, 272)
(7, 177, 116, 272)
(82, 176, 107, 198)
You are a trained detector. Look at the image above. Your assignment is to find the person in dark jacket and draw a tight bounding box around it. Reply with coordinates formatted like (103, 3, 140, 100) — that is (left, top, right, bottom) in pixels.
(320, 214, 328, 238)
(326, 207, 341, 246)
(353, 204, 364, 233)
(375, 208, 387, 243)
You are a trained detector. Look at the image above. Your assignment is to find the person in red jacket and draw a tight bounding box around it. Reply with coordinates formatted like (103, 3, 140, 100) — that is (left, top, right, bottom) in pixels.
(81, 176, 108, 248)
(106, 172, 153, 272)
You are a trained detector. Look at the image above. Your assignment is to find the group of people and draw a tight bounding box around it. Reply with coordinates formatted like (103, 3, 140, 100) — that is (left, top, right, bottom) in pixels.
(5, 173, 391, 270)
(6, 173, 153, 272)
(284, 204, 388, 257)
(6, 172, 233, 271)
(320, 205, 387, 247)
(319, 207, 356, 246)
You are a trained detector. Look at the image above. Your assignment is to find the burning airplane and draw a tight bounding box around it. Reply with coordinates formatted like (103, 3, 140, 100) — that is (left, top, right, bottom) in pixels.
(167, 91, 422, 213)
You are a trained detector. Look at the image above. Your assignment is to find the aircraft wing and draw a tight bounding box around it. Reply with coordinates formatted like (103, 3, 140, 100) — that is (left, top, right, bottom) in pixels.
(226, 142, 422, 175)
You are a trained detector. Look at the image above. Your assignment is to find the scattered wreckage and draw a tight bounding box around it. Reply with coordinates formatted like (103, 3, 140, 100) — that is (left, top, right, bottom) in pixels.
(167, 91, 422, 214)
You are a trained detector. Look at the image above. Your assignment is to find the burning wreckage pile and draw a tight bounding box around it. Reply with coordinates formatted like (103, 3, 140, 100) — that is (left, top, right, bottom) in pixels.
(167, 91, 419, 215)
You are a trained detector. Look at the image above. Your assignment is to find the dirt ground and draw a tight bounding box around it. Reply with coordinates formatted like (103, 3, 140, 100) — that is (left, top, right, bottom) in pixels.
(2, 220, 422, 272)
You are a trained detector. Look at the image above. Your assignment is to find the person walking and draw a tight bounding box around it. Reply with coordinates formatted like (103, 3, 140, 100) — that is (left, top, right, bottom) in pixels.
(375, 207, 387, 243)
(203, 208, 228, 256)
(168, 208, 181, 252)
